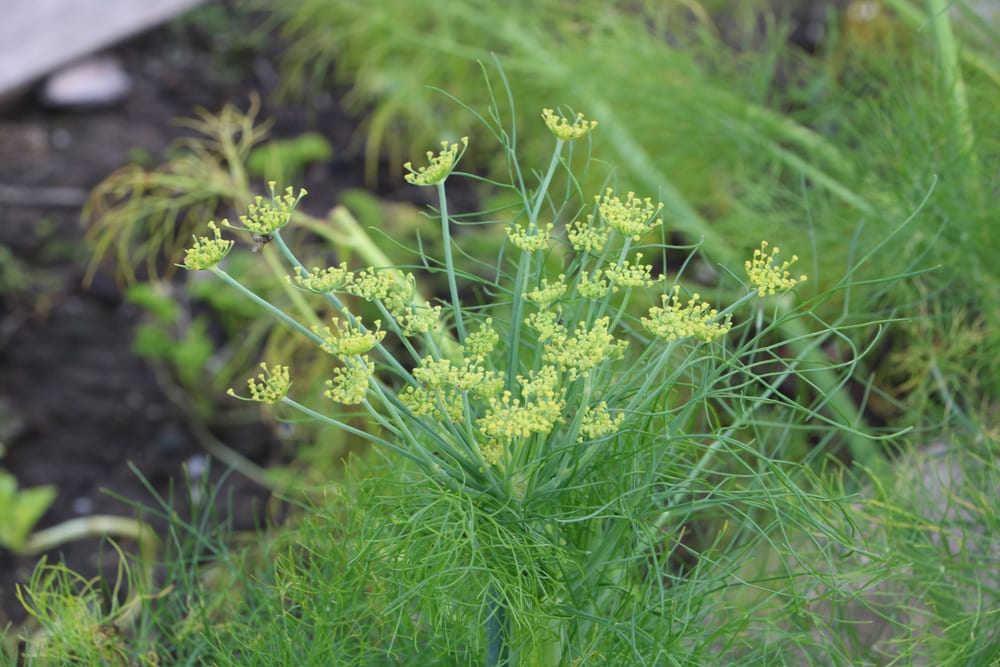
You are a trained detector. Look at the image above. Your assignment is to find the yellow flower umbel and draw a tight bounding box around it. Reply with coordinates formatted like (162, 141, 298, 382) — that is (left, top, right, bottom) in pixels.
(325, 357, 373, 405)
(315, 317, 386, 358)
(596, 189, 664, 241)
(403, 137, 469, 186)
(525, 275, 568, 307)
(477, 365, 565, 443)
(603, 253, 662, 289)
(293, 263, 353, 293)
(182, 221, 234, 270)
(541, 108, 598, 141)
(745, 241, 808, 297)
(578, 401, 625, 441)
(527, 313, 628, 380)
(507, 221, 554, 253)
(567, 215, 611, 255)
(642, 286, 732, 343)
(228, 363, 291, 404)
(234, 183, 307, 236)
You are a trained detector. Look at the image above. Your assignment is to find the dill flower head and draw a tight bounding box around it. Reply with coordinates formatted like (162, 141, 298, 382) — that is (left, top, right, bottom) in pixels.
(578, 401, 625, 441)
(182, 221, 234, 270)
(527, 313, 628, 380)
(507, 221, 554, 253)
(293, 263, 353, 293)
(237, 183, 307, 236)
(642, 286, 732, 343)
(525, 275, 568, 306)
(227, 362, 291, 404)
(403, 137, 469, 186)
(603, 253, 662, 289)
(325, 357, 373, 405)
(567, 215, 611, 255)
(315, 317, 385, 358)
(541, 108, 598, 141)
(596, 189, 663, 240)
(476, 365, 565, 442)
(745, 241, 808, 297)
(577, 270, 611, 298)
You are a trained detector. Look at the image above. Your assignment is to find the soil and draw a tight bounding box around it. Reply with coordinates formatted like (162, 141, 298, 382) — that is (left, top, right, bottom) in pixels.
(0, 6, 373, 631)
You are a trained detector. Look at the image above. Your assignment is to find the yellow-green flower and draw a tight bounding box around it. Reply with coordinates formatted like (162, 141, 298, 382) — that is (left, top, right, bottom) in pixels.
(403, 137, 469, 186)
(642, 286, 731, 343)
(293, 263, 353, 293)
(315, 317, 385, 358)
(603, 253, 662, 289)
(597, 189, 663, 240)
(541, 108, 598, 141)
(394, 303, 442, 336)
(578, 401, 625, 441)
(527, 313, 628, 380)
(325, 357, 373, 405)
(577, 270, 610, 298)
(745, 241, 807, 296)
(567, 216, 611, 255)
(227, 362, 291, 404)
(525, 275, 568, 306)
(464, 319, 499, 361)
(507, 221, 553, 253)
(477, 366, 565, 441)
(235, 183, 306, 235)
(182, 221, 234, 270)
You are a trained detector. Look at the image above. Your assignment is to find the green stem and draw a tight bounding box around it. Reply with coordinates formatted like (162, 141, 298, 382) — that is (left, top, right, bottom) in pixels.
(437, 181, 466, 342)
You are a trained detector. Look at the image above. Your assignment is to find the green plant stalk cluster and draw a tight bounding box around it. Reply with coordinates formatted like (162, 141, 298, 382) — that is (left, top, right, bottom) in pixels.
(180, 103, 875, 662)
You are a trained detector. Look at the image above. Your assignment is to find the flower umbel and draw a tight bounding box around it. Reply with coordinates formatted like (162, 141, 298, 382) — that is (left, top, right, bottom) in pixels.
(525, 275, 568, 306)
(228, 362, 291, 404)
(236, 183, 307, 236)
(642, 286, 732, 342)
(745, 241, 807, 296)
(528, 313, 628, 380)
(597, 189, 664, 240)
(403, 137, 469, 186)
(315, 317, 385, 358)
(541, 108, 598, 141)
(325, 357, 373, 405)
(182, 221, 234, 270)
(604, 253, 662, 289)
(293, 263, 353, 293)
(507, 221, 554, 253)
(578, 401, 625, 441)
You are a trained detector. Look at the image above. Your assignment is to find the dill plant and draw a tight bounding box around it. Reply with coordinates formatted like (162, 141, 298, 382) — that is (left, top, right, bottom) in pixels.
(178, 98, 871, 664)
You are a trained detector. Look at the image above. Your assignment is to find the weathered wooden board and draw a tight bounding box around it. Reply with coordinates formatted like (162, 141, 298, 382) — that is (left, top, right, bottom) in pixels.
(0, 0, 208, 96)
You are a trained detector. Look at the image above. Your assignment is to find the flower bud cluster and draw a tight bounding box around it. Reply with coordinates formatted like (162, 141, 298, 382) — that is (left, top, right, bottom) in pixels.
(541, 108, 598, 141)
(507, 221, 554, 253)
(596, 189, 664, 241)
(325, 358, 373, 405)
(315, 317, 385, 358)
(604, 253, 662, 289)
(227, 362, 290, 404)
(182, 221, 233, 270)
(745, 241, 807, 297)
(403, 137, 469, 186)
(641, 285, 732, 343)
(527, 313, 628, 381)
(238, 184, 306, 235)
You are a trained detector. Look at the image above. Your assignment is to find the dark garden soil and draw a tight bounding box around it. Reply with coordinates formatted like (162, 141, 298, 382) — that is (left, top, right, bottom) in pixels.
(0, 6, 384, 631)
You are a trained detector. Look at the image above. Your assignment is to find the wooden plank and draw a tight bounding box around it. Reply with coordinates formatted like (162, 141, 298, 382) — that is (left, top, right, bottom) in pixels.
(0, 0, 208, 96)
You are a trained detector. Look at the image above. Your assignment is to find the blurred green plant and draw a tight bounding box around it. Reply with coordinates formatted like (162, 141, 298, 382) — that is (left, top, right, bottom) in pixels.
(246, 131, 333, 186)
(0, 445, 56, 554)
